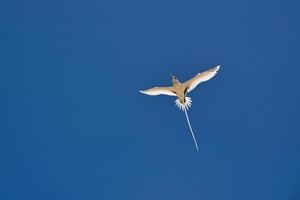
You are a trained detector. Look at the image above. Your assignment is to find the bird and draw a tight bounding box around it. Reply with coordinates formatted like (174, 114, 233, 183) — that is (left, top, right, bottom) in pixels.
(140, 65, 220, 106)
(139, 65, 220, 151)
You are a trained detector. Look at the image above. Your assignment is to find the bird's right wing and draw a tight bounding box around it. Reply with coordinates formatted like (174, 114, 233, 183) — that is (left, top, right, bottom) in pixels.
(140, 86, 176, 96)
(183, 65, 220, 93)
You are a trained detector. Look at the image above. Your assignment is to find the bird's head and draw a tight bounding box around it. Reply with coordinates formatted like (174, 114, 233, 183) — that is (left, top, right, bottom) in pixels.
(170, 74, 177, 80)
(171, 74, 180, 85)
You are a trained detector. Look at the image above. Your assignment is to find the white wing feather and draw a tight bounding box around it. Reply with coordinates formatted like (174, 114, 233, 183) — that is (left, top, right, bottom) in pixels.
(184, 65, 220, 93)
(140, 87, 176, 96)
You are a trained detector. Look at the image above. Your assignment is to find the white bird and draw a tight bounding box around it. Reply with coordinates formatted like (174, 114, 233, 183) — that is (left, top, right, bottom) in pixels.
(140, 65, 220, 151)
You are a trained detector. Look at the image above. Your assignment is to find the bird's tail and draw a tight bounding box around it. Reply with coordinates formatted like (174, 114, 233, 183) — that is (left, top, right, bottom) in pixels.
(175, 97, 198, 151)
(175, 97, 192, 111)
(184, 108, 199, 151)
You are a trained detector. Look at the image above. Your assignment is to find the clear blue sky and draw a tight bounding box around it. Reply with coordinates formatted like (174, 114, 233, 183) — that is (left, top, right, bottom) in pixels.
(1, 0, 300, 199)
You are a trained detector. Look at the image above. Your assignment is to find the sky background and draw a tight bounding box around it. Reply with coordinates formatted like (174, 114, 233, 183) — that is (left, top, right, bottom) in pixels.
(1, 0, 300, 199)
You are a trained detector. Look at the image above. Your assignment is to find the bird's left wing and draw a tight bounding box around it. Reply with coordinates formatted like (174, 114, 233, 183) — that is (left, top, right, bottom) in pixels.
(183, 65, 220, 93)
(140, 86, 176, 96)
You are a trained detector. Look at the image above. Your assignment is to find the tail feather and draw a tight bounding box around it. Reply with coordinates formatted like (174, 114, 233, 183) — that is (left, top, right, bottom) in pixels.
(175, 97, 192, 111)
(175, 97, 198, 151)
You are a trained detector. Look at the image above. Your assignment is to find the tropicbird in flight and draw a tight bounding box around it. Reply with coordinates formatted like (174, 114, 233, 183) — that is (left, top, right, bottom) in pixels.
(140, 65, 220, 151)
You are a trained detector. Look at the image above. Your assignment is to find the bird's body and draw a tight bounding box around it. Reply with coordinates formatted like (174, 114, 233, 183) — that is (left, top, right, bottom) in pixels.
(139, 65, 220, 151)
(172, 78, 186, 103)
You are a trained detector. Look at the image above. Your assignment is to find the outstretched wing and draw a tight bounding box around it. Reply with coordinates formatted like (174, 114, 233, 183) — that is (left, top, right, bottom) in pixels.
(140, 86, 176, 96)
(183, 65, 220, 93)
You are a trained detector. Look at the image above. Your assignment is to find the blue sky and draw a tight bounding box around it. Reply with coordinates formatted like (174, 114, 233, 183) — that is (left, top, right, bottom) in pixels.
(1, 0, 300, 199)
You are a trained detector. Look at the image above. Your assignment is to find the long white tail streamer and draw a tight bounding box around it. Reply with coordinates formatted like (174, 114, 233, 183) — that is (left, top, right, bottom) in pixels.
(184, 108, 199, 151)
(175, 97, 199, 151)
